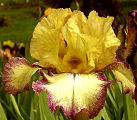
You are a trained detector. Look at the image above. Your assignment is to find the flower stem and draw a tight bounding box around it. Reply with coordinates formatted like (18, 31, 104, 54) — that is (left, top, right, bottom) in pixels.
(123, 94, 130, 120)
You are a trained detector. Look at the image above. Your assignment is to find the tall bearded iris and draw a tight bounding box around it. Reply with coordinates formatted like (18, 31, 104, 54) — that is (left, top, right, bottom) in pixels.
(2, 8, 136, 119)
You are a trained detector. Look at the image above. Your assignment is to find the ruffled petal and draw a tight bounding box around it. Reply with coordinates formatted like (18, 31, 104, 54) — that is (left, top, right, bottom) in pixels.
(61, 12, 94, 73)
(48, 8, 72, 29)
(62, 10, 120, 72)
(62, 11, 87, 34)
(87, 11, 114, 37)
(30, 29, 60, 69)
(32, 8, 72, 34)
(112, 62, 136, 98)
(32, 72, 113, 119)
(31, 9, 120, 73)
(30, 8, 72, 72)
(86, 11, 120, 70)
(2, 57, 39, 95)
(96, 27, 120, 70)
(62, 32, 89, 73)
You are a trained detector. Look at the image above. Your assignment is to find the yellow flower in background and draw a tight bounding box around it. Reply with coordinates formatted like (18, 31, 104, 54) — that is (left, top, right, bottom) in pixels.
(3, 40, 14, 48)
(2, 8, 136, 119)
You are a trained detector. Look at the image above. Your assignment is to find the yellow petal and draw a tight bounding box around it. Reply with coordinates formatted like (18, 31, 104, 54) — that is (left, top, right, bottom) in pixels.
(30, 8, 72, 72)
(62, 12, 95, 73)
(30, 29, 60, 69)
(112, 62, 136, 98)
(62, 10, 120, 72)
(31, 9, 120, 73)
(32, 72, 113, 119)
(87, 11, 120, 70)
(32, 8, 72, 34)
(62, 11, 87, 34)
(95, 28, 120, 70)
(62, 31, 89, 73)
(49, 8, 72, 29)
(3, 40, 14, 48)
(87, 11, 114, 37)
(2, 57, 39, 95)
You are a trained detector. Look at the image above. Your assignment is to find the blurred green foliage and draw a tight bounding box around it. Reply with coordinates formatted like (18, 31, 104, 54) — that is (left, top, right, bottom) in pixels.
(0, 7, 38, 43)
(0, 0, 44, 5)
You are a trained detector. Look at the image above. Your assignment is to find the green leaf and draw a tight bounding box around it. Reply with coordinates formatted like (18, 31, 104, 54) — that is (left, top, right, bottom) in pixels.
(39, 92, 55, 120)
(10, 95, 24, 120)
(101, 107, 112, 120)
(0, 96, 17, 119)
(0, 102, 7, 120)
(30, 94, 40, 120)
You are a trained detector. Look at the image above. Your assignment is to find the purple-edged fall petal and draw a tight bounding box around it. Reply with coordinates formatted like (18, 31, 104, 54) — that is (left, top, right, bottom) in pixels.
(2, 57, 39, 95)
(112, 62, 136, 98)
(32, 72, 113, 119)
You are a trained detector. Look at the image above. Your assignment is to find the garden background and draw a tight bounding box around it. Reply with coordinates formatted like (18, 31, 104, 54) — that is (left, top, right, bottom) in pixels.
(0, 0, 137, 120)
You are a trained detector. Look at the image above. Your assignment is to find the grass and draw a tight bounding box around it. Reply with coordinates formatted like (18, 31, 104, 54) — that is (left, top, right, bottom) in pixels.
(0, 7, 39, 44)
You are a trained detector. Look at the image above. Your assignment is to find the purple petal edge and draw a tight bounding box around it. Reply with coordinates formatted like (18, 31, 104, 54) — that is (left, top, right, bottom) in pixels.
(46, 76, 114, 119)
(32, 70, 53, 94)
(2, 57, 38, 95)
(32, 80, 47, 94)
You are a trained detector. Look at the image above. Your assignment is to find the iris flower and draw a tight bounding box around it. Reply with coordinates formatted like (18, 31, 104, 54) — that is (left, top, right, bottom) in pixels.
(2, 8, 136, 119)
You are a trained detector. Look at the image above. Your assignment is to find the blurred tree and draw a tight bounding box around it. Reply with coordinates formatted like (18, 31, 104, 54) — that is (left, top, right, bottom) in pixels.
(46, 0, 73, 8)
(0, 15, 7, 27)
(80, 0, 120, 17)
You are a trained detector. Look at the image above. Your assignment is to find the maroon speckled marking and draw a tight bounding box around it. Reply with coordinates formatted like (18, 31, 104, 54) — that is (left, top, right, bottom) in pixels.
(114, 74, 135, 99)
(101, 59, 130, 72)
(97, 72, 107, 81)
(32, 62, 58, 74)
(32, 80, 47, 94)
